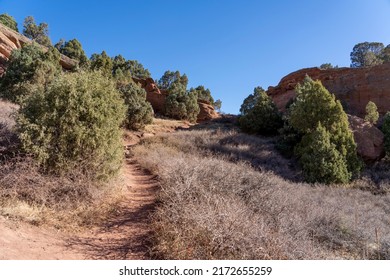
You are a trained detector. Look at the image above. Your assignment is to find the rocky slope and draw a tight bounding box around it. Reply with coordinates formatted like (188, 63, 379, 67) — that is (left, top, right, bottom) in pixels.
(0, 23, 76, 74)
(267, 64, 390, 118)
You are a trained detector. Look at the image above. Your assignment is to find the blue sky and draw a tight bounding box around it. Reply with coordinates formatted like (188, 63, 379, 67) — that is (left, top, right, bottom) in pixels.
(1, 0, 390, 113)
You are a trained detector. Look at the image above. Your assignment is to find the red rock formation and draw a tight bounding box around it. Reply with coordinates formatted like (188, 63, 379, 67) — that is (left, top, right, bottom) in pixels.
(133, 77, 168, 113)
(0, 23, 76, 74)
(267, 64, 390, 118)
(197, 100, 219, 122)
(133, 77, 219, 122)
(348, 115, 385, 163)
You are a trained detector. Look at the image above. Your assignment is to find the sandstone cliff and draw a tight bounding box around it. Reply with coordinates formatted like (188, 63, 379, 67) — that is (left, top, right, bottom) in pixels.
(0, 23, 76, 73)
(267, 64, 390, 118)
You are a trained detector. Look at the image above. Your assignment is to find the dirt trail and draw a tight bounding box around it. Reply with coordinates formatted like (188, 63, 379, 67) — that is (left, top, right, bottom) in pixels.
(0, 150, 158, 260)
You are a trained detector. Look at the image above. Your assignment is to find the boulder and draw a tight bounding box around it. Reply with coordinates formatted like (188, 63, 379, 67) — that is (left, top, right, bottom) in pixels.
(197, 100, 219, 122)
(0, 23, 77, 74)
(267, 64, 390, 118)
(348, 115, 385, 163)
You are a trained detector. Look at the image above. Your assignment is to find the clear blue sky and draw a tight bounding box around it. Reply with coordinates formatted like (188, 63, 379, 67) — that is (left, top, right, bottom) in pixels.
(1, 0, 390, 113)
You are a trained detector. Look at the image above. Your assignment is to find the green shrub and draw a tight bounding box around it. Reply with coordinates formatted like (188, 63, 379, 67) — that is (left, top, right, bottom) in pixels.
(0, 44, 61, 103)
(119, 82, 154, 130)
(0, 13, 18, 32)
(90, 51, 113, 77)
(189, 85, 214, 104)
(238, 86, 282, 134)
(17, 71, 126, 180)
(289, 76, 361, 182)
(165, 88, 199, 123)
(364, 101, 379, 124)
(382, 112, 390, 156)
(295, 123, 350, 184)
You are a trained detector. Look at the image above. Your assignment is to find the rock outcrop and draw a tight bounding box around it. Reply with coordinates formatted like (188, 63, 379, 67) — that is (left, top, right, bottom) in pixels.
(267, 64, 390, 118)
(133, 77, 168, 113)
(348, 115, 385, 163)
(133, 77, 219, 122)
(197, 100, 219, 122)
(0, 23, 77, 73)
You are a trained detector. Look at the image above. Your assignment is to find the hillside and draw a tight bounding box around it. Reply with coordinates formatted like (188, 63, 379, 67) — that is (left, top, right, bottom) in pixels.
(2, 13, 390, 261)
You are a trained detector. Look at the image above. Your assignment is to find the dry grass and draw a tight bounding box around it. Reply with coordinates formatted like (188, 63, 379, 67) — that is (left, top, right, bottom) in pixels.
(132, 128, 390, 259)
(0, 157, 126, 230)
(142, 117, 191, 134)
(0, 99, 126, 231)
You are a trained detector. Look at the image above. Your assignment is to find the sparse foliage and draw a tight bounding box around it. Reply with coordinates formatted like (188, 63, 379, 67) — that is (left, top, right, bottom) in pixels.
(214, 99, 222, 112)
(0, 13, 18, 32)
(16, 71, 126, 180)
(350, 42, 384, 68)
(319, 63, 338, 69)
(381, 44, 390, 63)
(238, 86, 282, 134)
(364, 101, 379, 124)
(22, 16, 51, 47)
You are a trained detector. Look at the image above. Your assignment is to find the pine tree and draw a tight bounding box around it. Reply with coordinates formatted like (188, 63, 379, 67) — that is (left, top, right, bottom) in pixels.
(238, 87, 282, 134)
(289, 76, 361, 182)
(296, 123, 350, 184)
(22, 16, 51, 47)
(364, 101, 379, 124)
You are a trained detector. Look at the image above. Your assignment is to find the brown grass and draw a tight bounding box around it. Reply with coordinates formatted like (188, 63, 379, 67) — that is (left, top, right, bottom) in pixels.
(0, 157, 126, 230)
(132, 128, 390, 259)
(0, 99, 126, 231)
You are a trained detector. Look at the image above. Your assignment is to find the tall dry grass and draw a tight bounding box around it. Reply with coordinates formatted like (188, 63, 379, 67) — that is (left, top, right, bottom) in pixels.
(132, 129, 390, 259)
(0, 157, 126, 230)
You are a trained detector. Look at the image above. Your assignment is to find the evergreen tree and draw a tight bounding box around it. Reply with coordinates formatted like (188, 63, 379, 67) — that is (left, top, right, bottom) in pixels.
(22, 16, 51, 47)
(214, 99, 222, 112)
(189, 85, 214, 104)
(364, 101, 379, 124)
(296, 123, 350, 184)
(55, 38, 88, 68)
(350, 42, 384, 68)
(238, 86, 282, 134)
(158, 70, 199, 122)
(90, 51, 113, 77)
(158, 70, 188, 91)
(165, 84, 199, 123)
(289, 76, 361, 181)
(119, 82, 154, 130)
